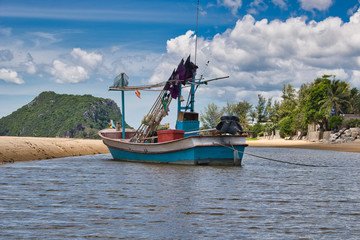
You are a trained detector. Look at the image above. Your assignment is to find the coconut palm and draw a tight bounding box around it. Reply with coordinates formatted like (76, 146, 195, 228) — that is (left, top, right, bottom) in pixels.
(319, 79, 351, 117)
(350, 88, 360, 114)
(249, 110, 257, 124)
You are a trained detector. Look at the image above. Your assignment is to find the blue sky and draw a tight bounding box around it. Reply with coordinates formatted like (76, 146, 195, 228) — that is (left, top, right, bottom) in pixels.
(1, 0, 360, 128)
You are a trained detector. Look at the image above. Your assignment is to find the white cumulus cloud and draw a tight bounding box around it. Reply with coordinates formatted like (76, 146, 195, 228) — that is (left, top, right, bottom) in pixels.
(47, 48, 103, 83)
(217, 0, 242, 16)
(50, 60, 89, 83)
(350, 70, 360, 88)
(272, 0, 287, 9)
(23, 53, 37, 74)
(248, 0, 268, 15)
(150, 7, 360, 103)
(24, 61, 37, 74)
(350, 6, 360, 24)
(71, 48, 103, 69)
(0, 68, 24, 84)
(298, 0, 333, 11)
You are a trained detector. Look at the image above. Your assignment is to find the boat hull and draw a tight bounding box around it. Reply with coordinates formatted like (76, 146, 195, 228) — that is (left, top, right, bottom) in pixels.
(99, 131, 247, 166)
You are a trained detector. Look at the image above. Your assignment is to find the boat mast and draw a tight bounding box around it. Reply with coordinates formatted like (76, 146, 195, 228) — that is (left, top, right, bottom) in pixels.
(191, 0, 200, 112)
(195, 0, 199, 65)
(182, 0, 199, 113)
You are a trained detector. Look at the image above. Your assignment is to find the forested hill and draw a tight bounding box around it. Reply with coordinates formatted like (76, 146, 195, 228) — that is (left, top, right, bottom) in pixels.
(0, 91, 127, 138)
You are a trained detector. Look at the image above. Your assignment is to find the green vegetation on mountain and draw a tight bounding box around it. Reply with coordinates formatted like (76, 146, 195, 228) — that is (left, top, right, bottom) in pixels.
(0, 91, 127, 138)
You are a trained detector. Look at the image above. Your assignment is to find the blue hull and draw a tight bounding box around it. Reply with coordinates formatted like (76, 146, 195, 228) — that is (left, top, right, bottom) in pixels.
(107, 144, 246, 165)
(100, 130, 247, 166)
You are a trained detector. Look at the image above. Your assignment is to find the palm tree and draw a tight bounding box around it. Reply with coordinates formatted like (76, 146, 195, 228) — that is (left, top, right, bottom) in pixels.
(350, 88, 360, 114)
(249, 110, 257, 124)
(319, 79, 351, 117)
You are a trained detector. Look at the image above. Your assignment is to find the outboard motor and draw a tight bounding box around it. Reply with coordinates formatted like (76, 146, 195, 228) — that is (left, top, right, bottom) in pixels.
(216, 116, 243, 135)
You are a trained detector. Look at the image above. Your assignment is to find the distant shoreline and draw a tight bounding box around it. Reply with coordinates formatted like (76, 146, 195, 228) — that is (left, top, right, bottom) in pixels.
(1, 137, 359, 164)
(247, 139, 360, 153)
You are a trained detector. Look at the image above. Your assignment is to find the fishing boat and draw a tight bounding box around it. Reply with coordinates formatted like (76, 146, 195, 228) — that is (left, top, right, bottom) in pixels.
(99, 56, 248, 166)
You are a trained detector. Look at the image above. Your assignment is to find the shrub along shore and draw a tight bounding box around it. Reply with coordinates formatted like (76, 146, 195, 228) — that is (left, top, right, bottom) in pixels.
(0, 136, 359, 164)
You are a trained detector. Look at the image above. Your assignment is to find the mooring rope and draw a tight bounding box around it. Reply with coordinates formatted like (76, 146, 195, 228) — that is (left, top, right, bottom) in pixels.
(214, 142, 329, 168)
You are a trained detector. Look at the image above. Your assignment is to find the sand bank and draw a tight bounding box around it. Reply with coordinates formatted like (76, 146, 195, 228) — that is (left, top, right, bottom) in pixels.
(0, 136, 109, 163)
(247, 139, 360, 153)
(1, 137, 359, 164)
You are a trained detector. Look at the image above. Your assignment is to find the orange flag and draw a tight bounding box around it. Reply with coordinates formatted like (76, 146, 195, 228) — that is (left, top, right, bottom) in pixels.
(135, 89, 141, 99)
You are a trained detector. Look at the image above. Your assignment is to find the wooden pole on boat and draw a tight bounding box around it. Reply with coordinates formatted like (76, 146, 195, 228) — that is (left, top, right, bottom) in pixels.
(177, 85, 182, 120)
(190, 75, 195, 112)
(121, 90, 125, 139)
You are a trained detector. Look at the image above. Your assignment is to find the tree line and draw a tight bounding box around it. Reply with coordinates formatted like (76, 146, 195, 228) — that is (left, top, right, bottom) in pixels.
(200, 75, 360, 137)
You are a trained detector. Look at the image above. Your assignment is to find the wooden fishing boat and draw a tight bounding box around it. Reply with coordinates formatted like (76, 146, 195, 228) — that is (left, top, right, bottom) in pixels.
(99, 56, 247, 166)
(99, 131, 246, 166)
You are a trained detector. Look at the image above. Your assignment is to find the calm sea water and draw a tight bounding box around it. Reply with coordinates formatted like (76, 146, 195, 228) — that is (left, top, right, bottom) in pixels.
(1, 148, 360, 239)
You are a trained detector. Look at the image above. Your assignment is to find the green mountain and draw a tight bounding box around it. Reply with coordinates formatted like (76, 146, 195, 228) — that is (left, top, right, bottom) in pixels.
(0, 91, 127, 138)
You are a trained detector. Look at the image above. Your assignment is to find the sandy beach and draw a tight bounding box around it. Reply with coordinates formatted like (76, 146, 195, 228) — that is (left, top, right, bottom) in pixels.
(0, 136, 109, 163)
(247, 139, 360, 153)
(1, 136, 359, 164)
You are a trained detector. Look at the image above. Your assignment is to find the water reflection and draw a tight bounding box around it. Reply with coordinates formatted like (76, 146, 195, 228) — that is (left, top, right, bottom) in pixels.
(1, 149, 360, 239)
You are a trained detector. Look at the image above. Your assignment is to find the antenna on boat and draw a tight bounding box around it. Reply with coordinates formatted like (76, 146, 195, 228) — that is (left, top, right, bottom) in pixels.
(195, 0, 199, 65)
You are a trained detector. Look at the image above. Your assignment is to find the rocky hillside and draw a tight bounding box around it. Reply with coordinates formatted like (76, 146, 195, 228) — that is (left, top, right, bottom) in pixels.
(0, 91, 127, 138)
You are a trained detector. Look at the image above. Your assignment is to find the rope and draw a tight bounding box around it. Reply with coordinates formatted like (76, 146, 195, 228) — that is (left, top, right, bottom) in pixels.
(213, 142, 329, 168)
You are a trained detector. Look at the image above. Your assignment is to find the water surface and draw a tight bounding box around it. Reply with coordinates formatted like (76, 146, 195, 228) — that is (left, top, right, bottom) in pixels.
(1, 148, 360, 239)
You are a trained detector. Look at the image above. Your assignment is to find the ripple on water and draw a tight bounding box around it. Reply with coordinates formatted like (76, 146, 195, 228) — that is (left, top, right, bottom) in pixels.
(0, 151, 360, 239)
